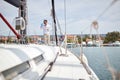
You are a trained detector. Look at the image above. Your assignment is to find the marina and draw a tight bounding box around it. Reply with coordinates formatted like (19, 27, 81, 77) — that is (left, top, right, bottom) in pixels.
(0, 0, 120, 80)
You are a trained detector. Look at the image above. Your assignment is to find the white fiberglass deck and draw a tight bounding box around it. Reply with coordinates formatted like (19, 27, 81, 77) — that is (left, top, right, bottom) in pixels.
(0, 44, 98, 80)
(44, 50, 91, 80)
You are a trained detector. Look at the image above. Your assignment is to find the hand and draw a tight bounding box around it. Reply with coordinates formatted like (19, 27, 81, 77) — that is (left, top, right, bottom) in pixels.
(47, 29, 49, 31)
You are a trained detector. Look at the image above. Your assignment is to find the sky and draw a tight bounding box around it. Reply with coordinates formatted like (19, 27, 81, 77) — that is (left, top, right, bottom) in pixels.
(0, 0, 120, 36)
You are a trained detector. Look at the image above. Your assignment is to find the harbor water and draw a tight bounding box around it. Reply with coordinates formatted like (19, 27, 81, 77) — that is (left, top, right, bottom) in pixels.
(71, 47, 120, 80)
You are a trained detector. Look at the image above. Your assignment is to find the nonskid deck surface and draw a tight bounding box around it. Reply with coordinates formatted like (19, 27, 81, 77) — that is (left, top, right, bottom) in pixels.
(44, 49, 90, 80)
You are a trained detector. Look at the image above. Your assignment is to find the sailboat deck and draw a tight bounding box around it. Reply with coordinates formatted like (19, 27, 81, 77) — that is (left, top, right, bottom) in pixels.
(44, 51, 90, 80)
(0, 44, 98, 80)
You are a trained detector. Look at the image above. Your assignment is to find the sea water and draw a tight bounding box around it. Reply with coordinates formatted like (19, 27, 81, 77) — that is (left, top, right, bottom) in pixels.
(71, 47, 120, 80)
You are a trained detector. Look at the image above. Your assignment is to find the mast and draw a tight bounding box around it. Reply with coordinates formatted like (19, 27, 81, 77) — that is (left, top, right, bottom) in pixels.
(19, 0, 27, 43)
(4, 0, 27, 43)
(51, 0, 58, 46)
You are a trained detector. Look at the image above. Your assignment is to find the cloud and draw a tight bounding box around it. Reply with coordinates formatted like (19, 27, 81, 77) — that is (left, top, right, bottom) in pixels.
(0, 0, 120, 36)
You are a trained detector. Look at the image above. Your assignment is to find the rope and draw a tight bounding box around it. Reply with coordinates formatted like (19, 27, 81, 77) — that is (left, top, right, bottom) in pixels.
(101, 46, 118, 80)
(90, 0, 120, 79)
(77, 1, 120, 78)
(90, 0, 119, 38)
(90, 0, 119, 44)
(96, 0, 118, 20)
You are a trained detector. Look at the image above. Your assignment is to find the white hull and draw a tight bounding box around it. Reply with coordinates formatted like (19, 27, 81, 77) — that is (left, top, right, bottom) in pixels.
(0, 44, 99, 80)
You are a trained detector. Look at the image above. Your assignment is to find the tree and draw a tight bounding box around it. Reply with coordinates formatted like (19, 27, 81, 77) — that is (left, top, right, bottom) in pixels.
(104, 31, 120, 43)
(7, 37, 12, 43)
(76, 35, 81, 43)
(67, 39, 72, 43)
(83, 35, 90, 42)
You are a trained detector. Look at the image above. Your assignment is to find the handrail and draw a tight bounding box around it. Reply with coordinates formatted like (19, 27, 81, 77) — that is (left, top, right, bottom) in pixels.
(39, 52, 59, 80)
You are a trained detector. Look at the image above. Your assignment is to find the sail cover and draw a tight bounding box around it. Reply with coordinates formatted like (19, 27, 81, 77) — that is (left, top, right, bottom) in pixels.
(4, 0, 20, 8)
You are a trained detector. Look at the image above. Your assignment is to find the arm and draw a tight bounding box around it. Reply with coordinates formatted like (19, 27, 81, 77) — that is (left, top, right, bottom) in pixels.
(40, 23, 44, 29)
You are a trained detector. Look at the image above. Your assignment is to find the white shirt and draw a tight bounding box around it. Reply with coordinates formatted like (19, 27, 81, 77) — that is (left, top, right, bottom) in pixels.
(40, 23, 51, 35)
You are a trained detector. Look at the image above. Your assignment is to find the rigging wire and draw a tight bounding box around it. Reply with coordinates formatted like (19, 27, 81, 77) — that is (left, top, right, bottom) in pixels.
(48, 0, 64, 49)
(90, 0, 120, 79)
(96, 0, 119, 20)
(90, 0, 119, 41)
(7, 18, 16, 38)
(48, 0, 57, 43)
(90, 0, 119, 38)
(102, 47, 117, 80)
(51, 0, 58, 46)
(56, 17, 63, 35)
(64, 0, 68, 55)
(76, 0, 120, 79)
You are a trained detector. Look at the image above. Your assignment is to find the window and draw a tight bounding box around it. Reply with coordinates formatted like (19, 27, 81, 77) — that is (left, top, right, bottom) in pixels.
(33, 55, 44, 65)
(2, 62, 30, 80)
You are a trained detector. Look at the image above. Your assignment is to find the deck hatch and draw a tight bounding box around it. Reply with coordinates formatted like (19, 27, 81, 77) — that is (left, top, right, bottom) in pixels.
(2, 61, 30, 80)
(33, 55, 44, 65)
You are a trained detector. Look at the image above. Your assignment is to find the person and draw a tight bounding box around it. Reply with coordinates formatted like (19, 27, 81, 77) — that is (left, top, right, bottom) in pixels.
(40, 20, 51, 45)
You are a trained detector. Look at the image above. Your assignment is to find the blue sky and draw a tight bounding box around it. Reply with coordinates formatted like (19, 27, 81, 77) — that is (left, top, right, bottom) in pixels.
(0, 0, 120, 36)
